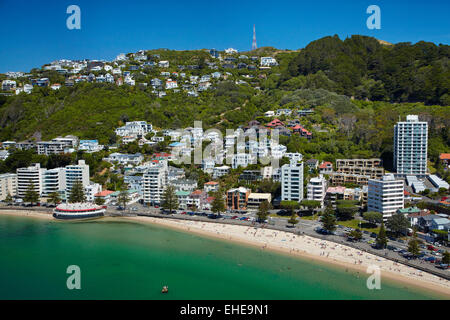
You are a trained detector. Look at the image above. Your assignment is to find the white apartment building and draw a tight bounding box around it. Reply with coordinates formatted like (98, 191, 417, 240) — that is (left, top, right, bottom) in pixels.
(2, 80, 17, 91)
(307, 174, 327, 207)
(0, 173, 17, 200)
(41, 167, 66, 197)
(394, 115, 428, 176)
(225, 48, 238, 54)
(202, 158, 216, 174)
(213, 165, 230, 178)
(85, 183, 102, 202)
(16, 163, 44, 198)
(367, 174, 404, 219)
(115, 121, 153, 137)
(260, 57, 278, 67)
(37, 141, 67, 155)
(53, 136, 79, 147)
(106, 153, 144, 165)
(143, 160, 168, 205)
(232, 153, 255, 169)
(65, 160, 90, 195)
(37, 136, 79, 155)
(281, 161, 304, 203)
(285, 153, 303, 164)
(270, 144, 287, 159)
(79, 140, 103, 153)
(158, 61, 170, 68)
(261, 166, 273, 180)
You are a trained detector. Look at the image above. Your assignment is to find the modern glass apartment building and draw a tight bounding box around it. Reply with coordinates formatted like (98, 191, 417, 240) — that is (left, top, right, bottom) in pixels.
(394, 115, 428, 176)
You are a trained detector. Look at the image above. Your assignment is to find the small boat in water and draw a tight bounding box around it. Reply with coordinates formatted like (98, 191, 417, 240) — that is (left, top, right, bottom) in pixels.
(53, 203, 106, 220)
(161, 286, 169, 294)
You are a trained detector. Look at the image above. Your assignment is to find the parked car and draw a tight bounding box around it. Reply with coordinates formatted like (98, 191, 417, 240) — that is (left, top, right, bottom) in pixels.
(436, 264, 449, 270)
(370, 232, 377, 238)
(432, 252, 442, 257)
(425, 256, 437, 262)
(231, 216, 238, 220)
(316, 228, 333, 235)
(387, 245, 397, 251)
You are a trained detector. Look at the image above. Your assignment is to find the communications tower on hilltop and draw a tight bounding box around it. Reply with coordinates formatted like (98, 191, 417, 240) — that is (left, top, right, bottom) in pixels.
(252, 24, 257, 51)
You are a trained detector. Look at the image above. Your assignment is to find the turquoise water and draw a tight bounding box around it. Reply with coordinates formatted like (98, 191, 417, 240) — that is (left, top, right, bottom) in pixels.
(0, 215, 445, 300)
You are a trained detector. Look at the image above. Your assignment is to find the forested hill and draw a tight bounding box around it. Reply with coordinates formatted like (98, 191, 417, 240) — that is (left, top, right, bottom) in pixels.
(0, 35, 448, 157)
(282, 35, 450, 105)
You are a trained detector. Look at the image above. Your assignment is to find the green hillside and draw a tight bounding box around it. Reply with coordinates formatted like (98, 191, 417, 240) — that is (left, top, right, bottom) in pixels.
(0, 35, 448, 173)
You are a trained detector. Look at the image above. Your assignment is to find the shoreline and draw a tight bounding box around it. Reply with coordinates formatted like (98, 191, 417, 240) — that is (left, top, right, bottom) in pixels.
(2, 209, 449, 298)
(0, 209, 53, 220)
(121, 215, 450, 298)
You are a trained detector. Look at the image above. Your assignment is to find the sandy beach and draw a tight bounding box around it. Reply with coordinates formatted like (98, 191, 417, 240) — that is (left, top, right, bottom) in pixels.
(125, 215, 450, 298)
(1, 209, 449, 297)
(0, 209, 53, 220)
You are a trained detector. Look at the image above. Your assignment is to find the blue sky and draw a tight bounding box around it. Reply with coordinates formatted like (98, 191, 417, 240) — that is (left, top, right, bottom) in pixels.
(0, 0, 449, 73)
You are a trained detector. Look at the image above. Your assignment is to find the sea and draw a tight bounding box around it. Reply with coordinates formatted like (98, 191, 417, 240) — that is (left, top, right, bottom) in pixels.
(0, 215, 445, 300)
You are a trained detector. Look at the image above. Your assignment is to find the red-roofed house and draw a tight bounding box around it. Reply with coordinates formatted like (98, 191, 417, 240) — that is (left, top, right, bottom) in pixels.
(407, 210, 431, 226)
(440, 153, 450, 168)
(292, 124, 312, 139)
(319, 162, 333, 174)
(266, 119, 284, 128)
(204, 181, 219, 193)
(94, 190, 114, 203)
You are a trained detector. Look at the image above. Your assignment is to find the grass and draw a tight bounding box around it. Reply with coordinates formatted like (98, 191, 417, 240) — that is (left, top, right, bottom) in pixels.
(336, 219, 380, 234)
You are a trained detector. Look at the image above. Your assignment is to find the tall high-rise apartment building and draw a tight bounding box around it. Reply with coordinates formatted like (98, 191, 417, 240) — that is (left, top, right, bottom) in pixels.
(394, 115, 428, 175)
(281, 160, 304, 203)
